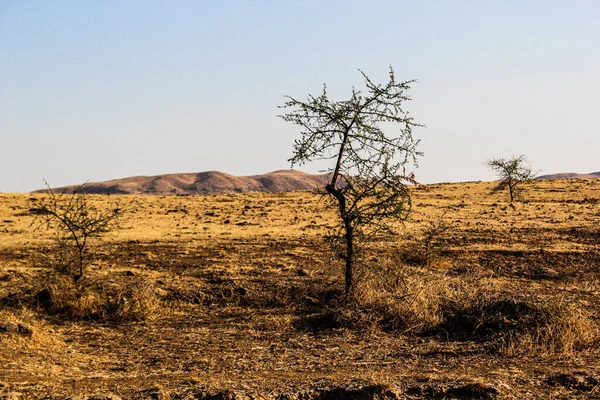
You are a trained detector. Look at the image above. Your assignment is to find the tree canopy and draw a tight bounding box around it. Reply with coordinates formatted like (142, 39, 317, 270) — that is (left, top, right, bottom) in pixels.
(487, 155, 536, 202)
(279, 67, 423, 296)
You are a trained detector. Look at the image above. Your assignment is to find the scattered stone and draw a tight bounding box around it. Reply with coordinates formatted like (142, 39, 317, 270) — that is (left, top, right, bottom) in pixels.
(536, 267, 559, 279)
(445, 383, 499, 399)
(406, 382, 498, 399)
(139, 385, 171, 400)
(17, 323, 32, 336)
(88, 394, 122, 400)
(545, 373, 598, 391)
(0, 324, 17, 334)
(0, 322, 32, 337)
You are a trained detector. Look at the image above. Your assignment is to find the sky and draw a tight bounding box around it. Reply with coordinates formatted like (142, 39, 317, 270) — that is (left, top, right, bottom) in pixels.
(1, 1, 599, 192)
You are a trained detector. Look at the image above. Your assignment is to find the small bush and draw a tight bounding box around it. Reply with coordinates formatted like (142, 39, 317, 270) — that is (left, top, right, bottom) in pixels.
(421, 212, 455, 266)
(33, 183, 124, 282)
(110, 279, 161, 321)
(433, 292, 598, 356)
(500, 301, 597, 356)
(299, 262, 484, 333)
(38, 275, 106, 318)
(37, 274, 161, 322)
(348, 267, 483, 333)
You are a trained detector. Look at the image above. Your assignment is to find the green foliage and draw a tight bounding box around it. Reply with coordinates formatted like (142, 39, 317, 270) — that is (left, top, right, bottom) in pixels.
(279, 67, 423, 297)
(487, 155, 536, 202)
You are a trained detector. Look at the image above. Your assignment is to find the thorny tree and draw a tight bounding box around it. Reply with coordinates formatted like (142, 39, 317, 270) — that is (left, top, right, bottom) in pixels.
(34, 182, 123, 282)
(279, 67, 423, 297)
(487, 155, 536, 202)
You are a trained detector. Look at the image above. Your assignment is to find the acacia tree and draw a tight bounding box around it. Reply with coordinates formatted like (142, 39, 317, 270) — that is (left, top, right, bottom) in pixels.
(487, 155, 536, 202)
(35, 182, 123, 282)
(279, 67, 423, 297)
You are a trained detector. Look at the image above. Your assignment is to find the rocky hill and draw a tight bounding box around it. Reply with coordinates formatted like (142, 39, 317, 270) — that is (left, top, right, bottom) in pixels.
(34, 170, 331, 195)
(536, 172, 600, 180)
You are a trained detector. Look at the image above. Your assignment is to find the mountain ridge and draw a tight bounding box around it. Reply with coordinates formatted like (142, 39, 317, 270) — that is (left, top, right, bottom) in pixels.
(33, 170, 331, 195)
(536, 172, 600, 180)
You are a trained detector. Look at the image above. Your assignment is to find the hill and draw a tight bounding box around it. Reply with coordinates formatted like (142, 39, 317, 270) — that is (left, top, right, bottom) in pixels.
(33, 170, 331, 195)
(536, 171, 600, 180)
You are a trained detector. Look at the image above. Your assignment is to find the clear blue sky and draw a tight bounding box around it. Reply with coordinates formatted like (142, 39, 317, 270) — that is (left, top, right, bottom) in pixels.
(1, 1, 599, 192)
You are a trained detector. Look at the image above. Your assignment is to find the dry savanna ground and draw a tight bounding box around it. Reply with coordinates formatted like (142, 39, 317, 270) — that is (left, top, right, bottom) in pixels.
(1, 179, 600, 399)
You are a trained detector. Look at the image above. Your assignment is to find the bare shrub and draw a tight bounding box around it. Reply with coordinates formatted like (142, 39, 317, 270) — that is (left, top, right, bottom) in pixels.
(34, 182, 124, 282)
(421, 212, 455, 266)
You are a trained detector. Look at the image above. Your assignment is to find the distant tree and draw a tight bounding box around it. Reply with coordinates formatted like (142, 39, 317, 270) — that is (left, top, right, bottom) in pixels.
(487, 155, 536, 202)
(34, 182, 123, 282)
(279, 67, 423, 297)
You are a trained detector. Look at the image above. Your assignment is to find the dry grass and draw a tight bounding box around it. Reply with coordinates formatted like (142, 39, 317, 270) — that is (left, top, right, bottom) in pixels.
(501, 301, 598, 356)
(0, 307, 85, 386)
(1, 178, 600, 398)
(302, 261, 598, 357)
(299, 264, 484, 334)
(36, 273, 161, 321)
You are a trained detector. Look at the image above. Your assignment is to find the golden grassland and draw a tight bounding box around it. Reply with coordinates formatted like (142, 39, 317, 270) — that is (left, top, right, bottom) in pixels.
(0, 179, 599, 399)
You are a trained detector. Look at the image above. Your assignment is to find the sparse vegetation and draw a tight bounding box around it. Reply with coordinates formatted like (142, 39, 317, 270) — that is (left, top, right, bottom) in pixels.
(1, 178, 600, 398)
(279, 67, 422, 297)
(300, 260, 597, 356)
(487, 155, 537, 202)
(36, 274, 160, 321)
(421, 212, 455, 266)
(34, 182, 124, 282)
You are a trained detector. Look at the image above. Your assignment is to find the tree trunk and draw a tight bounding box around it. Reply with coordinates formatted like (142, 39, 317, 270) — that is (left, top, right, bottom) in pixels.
(344, 220, 354, 298)
(76, 246, 84, 283)
(326, 183, 355, 298)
